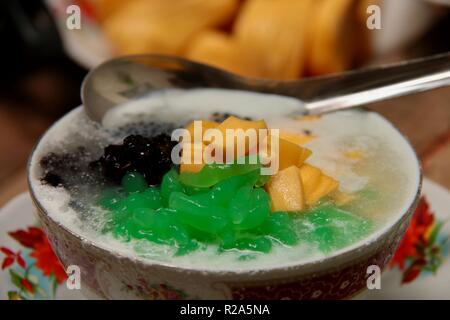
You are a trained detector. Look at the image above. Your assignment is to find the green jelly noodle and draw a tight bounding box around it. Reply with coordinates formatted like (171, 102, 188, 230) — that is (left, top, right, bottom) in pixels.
(98, 159, 372, 256)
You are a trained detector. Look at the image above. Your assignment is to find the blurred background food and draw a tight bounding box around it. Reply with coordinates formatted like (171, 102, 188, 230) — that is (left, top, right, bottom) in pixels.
(49, 0, 448, 78)
(0, 0, 449, 205)
(36, 0, 395, 78)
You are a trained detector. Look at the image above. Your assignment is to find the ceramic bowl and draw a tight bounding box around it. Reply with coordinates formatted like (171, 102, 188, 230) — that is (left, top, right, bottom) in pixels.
(27, 102, 422, 300)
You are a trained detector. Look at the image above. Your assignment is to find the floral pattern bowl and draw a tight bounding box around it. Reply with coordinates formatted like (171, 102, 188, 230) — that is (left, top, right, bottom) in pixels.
(23, 100, 427, 300)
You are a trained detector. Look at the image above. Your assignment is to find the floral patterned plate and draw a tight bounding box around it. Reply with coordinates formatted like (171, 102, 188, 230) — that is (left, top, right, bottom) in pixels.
(1, 178, 449, 300)
(0, 194, 84, 300)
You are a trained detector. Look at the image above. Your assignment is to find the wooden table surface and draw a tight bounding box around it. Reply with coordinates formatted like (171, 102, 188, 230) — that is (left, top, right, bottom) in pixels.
(0, 87, 449, 207)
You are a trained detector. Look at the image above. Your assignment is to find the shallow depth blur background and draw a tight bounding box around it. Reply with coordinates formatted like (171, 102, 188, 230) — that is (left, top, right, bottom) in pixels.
(0, 0, 449, 205)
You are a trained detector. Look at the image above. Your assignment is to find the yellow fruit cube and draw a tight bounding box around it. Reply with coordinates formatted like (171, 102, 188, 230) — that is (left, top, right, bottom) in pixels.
(180, 143, 205, 173)
(281, 138, 312, 169)
(265, 166, 305, 212)
(212, 116, 268, 158)
(261, 135, 312, 173)
(298, 164, 322, 194)
(307, 175, 339, 206)
(298, 164, 338, 206)
(267, 137, 311, 170)
(185, 120, 219, 142)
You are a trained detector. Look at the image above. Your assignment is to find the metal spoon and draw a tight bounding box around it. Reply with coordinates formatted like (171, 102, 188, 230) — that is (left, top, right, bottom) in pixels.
(81, 52, 450, 123)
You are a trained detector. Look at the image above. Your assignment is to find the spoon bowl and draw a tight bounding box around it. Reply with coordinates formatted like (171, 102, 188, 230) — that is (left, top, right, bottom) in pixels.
(82, 53, 450, 123)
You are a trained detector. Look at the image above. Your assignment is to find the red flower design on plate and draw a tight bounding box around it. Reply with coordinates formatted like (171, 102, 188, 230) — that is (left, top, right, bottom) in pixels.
(8, 227, 67, 284)
(391, 197, 447, 284)
(30, 238, 67, 283)
(9, 227, 46, 249)
(1, 247, 25, 269)
(21, 279, 34, 293)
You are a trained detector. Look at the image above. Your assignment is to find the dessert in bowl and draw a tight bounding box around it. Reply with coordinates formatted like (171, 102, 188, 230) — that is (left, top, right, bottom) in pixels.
(28, 88, 421, 299)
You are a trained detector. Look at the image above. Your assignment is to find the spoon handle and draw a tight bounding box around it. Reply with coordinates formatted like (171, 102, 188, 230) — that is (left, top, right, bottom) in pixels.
(289, 52, 450, 115)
